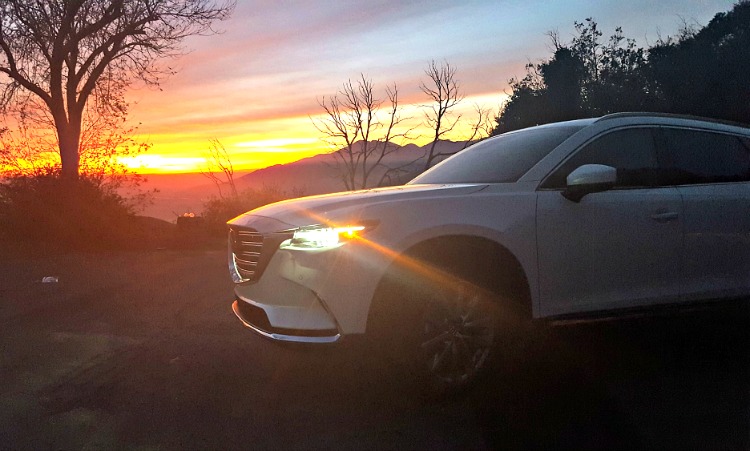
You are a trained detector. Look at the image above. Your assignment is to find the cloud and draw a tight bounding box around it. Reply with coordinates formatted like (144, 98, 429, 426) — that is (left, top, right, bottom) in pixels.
(124, 0, 736, 173)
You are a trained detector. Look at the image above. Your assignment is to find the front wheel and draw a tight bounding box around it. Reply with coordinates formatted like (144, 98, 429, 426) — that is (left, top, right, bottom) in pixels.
(367, 276, 505, 393)
(418, 281, 497, 389)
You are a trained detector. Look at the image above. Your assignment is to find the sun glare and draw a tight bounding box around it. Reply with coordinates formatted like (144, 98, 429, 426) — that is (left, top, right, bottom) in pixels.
(119, 155, 208, 173)
(118, 91, 507, 175)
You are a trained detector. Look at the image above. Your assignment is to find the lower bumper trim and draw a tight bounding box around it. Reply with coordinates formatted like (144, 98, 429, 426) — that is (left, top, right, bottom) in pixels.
(232, 300, 341, 344)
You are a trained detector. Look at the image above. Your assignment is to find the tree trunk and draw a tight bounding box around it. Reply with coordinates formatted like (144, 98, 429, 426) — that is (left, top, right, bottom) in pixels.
(57, 116, 81, 180)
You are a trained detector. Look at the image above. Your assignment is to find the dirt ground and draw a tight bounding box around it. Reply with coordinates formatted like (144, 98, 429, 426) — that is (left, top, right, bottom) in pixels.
(0, 249, 748, 449)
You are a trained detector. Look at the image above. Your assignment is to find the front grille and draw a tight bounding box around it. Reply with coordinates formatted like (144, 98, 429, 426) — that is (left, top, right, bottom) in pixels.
(230, 227, 263, 281)
(229, 225, 292, 283)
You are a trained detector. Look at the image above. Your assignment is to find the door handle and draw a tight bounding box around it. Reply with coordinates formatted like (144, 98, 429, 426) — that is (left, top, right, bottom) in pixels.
(650, 212, 678, 222)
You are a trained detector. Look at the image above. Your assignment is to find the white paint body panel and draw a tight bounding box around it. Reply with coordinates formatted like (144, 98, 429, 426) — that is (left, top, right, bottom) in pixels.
(231, 183, 539, 334)
(679, 183, 750, 300)
(537, 187, 683, 316)
(228, 114, 750, 340)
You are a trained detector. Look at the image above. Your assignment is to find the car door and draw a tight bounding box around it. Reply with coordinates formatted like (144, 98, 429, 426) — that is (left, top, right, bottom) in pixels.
(536, 127, 684, 317)
(656, 127, 750, 301)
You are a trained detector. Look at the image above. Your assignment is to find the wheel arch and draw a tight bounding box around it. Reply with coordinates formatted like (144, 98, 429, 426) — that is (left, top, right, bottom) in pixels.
(368, 233, 533, 325)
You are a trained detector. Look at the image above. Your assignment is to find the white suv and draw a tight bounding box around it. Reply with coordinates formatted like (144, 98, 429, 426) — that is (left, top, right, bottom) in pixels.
(228, 113, 750, 389)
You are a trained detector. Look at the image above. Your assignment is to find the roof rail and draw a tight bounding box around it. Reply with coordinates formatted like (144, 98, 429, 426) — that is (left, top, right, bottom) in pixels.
(595, 111, 750, 129)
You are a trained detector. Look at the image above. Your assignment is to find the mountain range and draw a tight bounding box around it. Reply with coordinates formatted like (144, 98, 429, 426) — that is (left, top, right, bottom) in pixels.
(139, 140, 468, 221)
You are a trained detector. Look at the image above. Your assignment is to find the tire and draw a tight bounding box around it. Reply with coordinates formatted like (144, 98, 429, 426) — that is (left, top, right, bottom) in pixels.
(417, 280, 499, 391)
(367, 275, 504, 394)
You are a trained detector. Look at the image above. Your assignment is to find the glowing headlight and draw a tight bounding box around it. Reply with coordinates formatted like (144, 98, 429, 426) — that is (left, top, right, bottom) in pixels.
(280, 225, 365, 250)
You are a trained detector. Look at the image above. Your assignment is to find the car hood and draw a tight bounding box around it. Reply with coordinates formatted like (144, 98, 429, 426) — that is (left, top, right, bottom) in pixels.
(227, 184, 487, 231)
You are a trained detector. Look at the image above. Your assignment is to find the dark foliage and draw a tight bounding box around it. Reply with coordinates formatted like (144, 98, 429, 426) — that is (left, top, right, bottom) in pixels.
(494, 1, 750, 134)
(649, 1, 750, 123)
(0, 170, 170, 251)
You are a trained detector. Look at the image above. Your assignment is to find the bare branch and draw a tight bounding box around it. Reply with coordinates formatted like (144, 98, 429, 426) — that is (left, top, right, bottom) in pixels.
(200, 138, 236, 199)
(421, 60, 464, 170)
(545, 28, 564, 51)
(312, 75, 412, 190)
(461, 104, 494, 149)
(0, 0, 236, 178)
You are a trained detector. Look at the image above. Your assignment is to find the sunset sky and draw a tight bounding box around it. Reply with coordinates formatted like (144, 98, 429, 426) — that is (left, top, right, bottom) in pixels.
(121, 0, 735, 173)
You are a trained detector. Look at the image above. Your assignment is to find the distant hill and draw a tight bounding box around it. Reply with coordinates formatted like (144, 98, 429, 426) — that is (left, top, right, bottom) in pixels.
(137, 173, 231, 221)
(234, 140, 467, 196)
(138, 140, 469, 221)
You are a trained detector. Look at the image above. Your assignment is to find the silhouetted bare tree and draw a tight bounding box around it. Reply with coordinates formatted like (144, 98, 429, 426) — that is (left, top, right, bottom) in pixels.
(314, 74, 412, 190)
(201, 138, 237, 199)
(419, 60, 496, 169)
(421, 60, 463, 170)
(0, 0, 235, 179)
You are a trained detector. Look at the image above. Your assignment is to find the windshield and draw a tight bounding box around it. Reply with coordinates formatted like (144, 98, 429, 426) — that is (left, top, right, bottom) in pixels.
(409, 125, 586, 184)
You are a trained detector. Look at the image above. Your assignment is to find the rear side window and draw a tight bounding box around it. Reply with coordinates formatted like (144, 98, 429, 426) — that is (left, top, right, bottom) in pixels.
(541, 128, 659, 189)
(656, 128, 750, 185)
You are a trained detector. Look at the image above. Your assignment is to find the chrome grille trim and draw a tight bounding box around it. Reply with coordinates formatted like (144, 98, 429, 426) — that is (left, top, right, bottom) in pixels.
(229, 227, 264, 283)
(228, 225, 293, 283)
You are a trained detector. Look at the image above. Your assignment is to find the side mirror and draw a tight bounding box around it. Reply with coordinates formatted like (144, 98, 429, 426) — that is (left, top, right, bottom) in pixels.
(562, 164, 617, 202)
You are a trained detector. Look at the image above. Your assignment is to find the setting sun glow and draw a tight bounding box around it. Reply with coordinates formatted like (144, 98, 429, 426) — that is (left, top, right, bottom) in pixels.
(124, 93, 506, 174)
(2, 2, 728, 177)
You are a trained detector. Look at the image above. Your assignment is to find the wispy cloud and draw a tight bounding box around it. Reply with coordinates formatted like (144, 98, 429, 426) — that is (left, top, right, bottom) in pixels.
(127, 0, 735, 172)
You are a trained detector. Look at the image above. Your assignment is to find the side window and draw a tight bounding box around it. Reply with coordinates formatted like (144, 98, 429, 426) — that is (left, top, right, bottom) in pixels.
(541, 128, 658, 189)
(657, 128, 750, 185)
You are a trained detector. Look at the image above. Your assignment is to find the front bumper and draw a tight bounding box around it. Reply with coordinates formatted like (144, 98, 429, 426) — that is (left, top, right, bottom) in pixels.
(231, 247, 344, 343)
(228, 215, 391, 343)
(232, 299, 340, 343)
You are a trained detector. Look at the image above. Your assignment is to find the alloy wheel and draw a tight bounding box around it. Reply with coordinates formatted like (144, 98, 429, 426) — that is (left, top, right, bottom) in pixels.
(420, 282, 496, 387)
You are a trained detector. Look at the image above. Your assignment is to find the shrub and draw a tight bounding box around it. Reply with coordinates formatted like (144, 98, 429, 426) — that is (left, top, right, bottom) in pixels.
(0, 170, 160, 250)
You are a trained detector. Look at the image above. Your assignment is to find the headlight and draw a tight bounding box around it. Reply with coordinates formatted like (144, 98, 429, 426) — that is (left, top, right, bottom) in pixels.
(280, 225, 366, 250)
